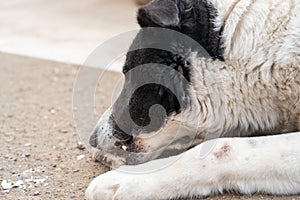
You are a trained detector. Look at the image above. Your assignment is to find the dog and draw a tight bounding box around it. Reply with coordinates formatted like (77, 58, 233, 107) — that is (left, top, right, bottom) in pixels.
(86, 0, 300, 199)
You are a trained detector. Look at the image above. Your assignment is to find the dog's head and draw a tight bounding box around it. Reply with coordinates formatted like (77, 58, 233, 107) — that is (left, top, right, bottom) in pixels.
(89, 0, 221, 167)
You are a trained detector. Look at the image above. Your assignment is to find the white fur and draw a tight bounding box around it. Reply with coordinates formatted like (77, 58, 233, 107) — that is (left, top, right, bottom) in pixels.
(86, 132, 300, 200)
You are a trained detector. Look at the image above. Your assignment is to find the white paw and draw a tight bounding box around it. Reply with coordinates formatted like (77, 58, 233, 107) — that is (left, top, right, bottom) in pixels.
(85, 170, 156, 200)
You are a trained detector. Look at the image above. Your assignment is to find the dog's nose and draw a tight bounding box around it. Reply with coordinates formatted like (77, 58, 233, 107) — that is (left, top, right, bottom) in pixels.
(89, 128, 98, 148)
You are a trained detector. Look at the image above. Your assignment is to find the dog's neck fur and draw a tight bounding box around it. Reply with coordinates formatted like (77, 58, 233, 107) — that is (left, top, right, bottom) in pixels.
(174, 0, 300, 141)
(178, 54, 299, 140)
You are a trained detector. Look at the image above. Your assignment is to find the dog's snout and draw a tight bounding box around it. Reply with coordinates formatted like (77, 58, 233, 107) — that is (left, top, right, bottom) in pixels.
(89, 128, 98, 148)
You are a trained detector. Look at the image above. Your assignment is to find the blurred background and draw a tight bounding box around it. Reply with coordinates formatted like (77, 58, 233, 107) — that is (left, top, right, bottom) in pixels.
(0, 0, 151, 71)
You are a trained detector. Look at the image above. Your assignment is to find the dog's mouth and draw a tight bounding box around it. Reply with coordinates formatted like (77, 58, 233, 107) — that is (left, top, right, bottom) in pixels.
(92, 137, 147, 168)
(111, 120, 141, 153)
(114, 139, 137, 153)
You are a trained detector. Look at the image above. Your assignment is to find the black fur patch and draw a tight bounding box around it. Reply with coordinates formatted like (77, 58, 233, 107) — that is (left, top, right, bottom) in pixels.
(137, 0, 224, 60)
(113, 47, 190, 138)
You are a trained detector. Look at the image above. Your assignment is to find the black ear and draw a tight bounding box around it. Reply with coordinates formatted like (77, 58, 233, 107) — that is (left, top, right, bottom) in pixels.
(137, 0, 180, 27)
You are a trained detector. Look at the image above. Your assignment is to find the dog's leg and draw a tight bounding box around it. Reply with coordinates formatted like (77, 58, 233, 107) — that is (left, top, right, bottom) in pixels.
(86, 132, 300, 200)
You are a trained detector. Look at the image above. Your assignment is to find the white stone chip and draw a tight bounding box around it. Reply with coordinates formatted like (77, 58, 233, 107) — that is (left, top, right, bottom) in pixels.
(77, 155, 85, 160)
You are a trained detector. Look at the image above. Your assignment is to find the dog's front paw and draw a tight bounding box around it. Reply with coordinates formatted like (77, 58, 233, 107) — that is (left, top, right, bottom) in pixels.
(85, 170, 154, 200)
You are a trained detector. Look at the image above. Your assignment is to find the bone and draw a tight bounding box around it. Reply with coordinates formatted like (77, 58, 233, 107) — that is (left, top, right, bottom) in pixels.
(121, 145, 127, 151)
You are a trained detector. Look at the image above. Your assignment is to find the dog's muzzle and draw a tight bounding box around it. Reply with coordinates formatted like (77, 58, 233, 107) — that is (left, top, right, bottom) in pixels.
(89, 106, 138, 153)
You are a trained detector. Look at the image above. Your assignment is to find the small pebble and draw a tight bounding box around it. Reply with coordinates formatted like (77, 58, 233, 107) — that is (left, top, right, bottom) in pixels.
(24, 143, 32, 147)
(77, 142, 85, 150)
(1, 180, 13, 190)
(33, 191, 40, 196)
(14, 180, 24, 187)
(77, 155, 85, 161)
(59, 129, 68, 133)
(50, 109, 56, 114)
(4, 154, 10, 159)
(24, 153, 31, 157)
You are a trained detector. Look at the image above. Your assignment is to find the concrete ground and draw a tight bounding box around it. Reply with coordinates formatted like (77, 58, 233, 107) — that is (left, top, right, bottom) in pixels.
(0, 0, 139, 71)
(1, 53, 299, 199)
